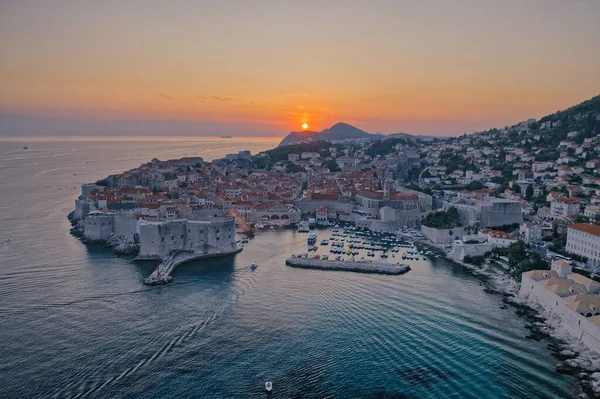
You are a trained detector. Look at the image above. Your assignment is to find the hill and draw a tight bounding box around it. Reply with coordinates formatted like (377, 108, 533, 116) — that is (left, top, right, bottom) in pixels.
(278, 122, 371, 147)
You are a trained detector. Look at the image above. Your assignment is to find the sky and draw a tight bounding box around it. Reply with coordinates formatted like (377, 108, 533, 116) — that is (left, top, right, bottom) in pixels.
(1, 0, 600, 137)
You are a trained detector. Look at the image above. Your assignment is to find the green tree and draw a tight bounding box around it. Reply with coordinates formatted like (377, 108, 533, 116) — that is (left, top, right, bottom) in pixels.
(525, 184, 534, 200)
(324, 159, 341, 172)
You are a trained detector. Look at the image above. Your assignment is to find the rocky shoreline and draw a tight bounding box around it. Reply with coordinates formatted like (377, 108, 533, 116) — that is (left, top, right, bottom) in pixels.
(417, 239, 600, 397)
(286, 258, 411, 275)
(67, 211, 139, 256)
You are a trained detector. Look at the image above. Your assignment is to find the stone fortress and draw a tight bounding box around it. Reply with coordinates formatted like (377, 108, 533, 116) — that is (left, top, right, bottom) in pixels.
(71, 183, 239, 261)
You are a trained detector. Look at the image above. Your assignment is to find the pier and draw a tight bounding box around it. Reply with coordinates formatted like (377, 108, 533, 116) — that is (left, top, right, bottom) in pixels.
(285, 258, 411, 275)
(143, 246, 243, 285)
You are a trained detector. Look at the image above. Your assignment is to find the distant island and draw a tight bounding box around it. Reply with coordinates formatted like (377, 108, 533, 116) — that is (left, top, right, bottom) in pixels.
(220, 135, 233, 138)
(278, 122, 422, 147)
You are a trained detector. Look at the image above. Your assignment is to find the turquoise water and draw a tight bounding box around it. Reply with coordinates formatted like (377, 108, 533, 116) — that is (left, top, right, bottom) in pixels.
(0, 139, 577, 398)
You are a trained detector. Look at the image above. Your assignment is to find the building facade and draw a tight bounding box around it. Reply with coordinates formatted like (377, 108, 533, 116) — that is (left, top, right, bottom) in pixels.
(566, 223, 600, 267)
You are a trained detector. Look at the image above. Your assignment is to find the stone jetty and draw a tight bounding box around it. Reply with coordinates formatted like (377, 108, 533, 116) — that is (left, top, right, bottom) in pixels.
(285, 258, 411, 275)
(143, 246, 243, 285)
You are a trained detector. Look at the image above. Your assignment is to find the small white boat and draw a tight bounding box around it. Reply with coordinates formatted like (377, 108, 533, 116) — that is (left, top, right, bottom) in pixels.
(265, 381, 272, 392)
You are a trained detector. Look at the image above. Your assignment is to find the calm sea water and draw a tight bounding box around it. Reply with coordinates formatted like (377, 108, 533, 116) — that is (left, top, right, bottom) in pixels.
(0, 138, 578, 398)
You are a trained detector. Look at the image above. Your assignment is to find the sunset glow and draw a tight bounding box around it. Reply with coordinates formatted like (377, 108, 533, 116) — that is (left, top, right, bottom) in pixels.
(302, 123, 309, 130)
(0, 1, 599, 137)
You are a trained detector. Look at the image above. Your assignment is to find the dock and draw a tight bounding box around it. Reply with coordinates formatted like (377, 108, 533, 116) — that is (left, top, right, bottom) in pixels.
(285, 258, 411, 275)
(144, 246, 243, 285)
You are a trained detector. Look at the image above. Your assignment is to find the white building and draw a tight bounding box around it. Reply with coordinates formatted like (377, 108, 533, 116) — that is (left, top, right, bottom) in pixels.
(301, 152, 320, 160)
(479, 229, 519, 248)
(315, 206, 329, 225)
(566, 223, 600, 267)
(520, 222, 542, 245)
(550, 198, 581, 219)
(584, 205, 600, 220)
(520, 261, 600, 354)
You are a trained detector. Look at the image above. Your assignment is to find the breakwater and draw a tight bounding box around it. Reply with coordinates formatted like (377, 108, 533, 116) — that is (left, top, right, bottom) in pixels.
(285, 258, 411, 275)
(143, 246, 243, 285)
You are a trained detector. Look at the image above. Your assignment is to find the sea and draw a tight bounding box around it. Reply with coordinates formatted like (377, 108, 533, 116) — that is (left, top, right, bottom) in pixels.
(0, 137, 579, 398)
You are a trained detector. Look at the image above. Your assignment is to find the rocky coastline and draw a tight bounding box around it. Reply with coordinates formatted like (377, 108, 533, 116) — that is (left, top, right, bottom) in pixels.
(418, 239, 600, 397)
(67, 211, 139, 256)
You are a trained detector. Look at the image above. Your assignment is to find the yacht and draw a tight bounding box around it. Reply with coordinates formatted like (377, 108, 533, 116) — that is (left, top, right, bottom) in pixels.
(307, 233, 317, 244)
(298, 221, 310, 232)
(265, 382, 272, 392)
(308, 218, 316, 227)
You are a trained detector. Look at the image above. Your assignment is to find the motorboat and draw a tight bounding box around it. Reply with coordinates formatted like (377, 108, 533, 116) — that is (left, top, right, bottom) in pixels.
(250, 263, 258, 270)
(265, 381, 272, 392)
(298, 221, 310, 232)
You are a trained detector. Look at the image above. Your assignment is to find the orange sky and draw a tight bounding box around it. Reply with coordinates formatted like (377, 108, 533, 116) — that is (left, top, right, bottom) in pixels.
(1, 0, 600, 136)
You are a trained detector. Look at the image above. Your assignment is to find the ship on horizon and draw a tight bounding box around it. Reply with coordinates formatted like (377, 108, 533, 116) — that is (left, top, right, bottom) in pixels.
(220, 135, 233, 138)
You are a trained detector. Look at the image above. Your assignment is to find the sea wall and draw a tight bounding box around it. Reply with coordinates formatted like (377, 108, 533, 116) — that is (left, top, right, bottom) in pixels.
(421, 225, 464, 245)
(137, 217, 237, 259)
(83, 214, 138, 242)
(285, 258, 411, 275)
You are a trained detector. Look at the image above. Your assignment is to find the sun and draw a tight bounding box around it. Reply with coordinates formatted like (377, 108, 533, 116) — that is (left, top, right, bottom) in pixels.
(302, 123, 309, 130)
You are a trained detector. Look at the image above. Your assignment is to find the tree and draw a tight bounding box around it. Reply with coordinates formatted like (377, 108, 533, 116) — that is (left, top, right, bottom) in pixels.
(324, 159, 340, 172)
(466, 181, 484, 191)
(525, 184, 534, 200)
(506, 241, 527, 268)
(513, 183, 521, 194)
(498, 148, 506, 161)
(285, 162, 305, 174)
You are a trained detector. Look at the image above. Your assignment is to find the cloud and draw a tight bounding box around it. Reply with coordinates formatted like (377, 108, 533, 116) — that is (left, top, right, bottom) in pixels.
(157, 93, 172, 100)
(212, 95, 235, 102)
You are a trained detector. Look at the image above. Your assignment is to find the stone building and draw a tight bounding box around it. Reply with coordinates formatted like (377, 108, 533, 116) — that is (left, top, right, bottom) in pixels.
(444, 197, 523, 228)
(137, 217, 237, 259)
(520, 261, 600, 354)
